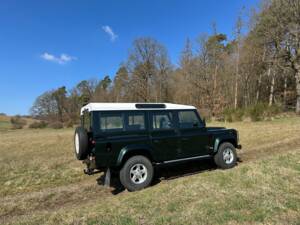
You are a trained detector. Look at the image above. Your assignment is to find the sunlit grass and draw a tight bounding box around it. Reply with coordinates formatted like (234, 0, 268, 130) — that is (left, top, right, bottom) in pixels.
(1, 117, 300, 224)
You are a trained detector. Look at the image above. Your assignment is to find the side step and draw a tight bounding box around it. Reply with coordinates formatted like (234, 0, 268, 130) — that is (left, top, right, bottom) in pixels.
(155, 155, 211, 166)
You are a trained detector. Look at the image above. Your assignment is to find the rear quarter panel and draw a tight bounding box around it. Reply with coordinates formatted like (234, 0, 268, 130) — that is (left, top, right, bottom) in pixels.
(94, 131, 152, 168)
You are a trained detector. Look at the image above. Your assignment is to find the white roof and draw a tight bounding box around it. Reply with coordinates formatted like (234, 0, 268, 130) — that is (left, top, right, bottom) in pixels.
(81, 103, 196, 114)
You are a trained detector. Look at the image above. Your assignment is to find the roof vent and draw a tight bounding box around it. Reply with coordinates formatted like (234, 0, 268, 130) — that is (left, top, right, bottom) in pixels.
(135, 103, 166, 109)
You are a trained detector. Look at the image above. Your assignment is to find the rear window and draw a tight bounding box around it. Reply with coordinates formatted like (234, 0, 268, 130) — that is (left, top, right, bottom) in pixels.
(100, 113, 124, 132)
(152, 111, 174, 130)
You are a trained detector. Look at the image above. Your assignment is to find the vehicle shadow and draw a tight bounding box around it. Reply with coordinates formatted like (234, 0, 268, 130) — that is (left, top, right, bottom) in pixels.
(154, 158, 217, 182)
(96, 158, 235, 195)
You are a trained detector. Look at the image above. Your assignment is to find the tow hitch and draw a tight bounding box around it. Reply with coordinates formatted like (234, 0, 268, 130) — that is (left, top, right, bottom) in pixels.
(82, 156, 111, 187)
(83, 155, 98, 175)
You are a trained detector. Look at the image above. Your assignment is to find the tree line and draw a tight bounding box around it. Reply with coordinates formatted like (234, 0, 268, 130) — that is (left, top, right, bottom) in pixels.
(31, 0, 300, 124)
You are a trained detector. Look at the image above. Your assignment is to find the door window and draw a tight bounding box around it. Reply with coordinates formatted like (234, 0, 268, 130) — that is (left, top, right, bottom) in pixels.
(178, 111, 201, 129)
(152, 111, 174, 130)
(100, 113, 124, 132)
(126, 112, 146, 131)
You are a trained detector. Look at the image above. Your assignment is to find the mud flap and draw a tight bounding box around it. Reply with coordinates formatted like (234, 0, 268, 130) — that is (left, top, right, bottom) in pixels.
(104, 168, 111, 187)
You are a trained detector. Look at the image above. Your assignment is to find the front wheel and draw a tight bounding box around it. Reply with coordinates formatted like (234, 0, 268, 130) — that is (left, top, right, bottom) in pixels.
(119, 156, 153, 192)
(214, 142, 237, 169)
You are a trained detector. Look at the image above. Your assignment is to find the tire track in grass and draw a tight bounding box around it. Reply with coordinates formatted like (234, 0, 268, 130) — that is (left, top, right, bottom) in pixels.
(0, 176, 116, 223)
(239, 136, 300, 162)
(2, 127, 300, 224)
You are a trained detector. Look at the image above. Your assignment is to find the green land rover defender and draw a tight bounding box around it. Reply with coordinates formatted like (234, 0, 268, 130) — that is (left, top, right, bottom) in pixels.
(74, 103, 241, 191)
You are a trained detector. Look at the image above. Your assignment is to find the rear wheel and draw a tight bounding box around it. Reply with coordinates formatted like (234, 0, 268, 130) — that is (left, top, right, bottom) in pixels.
(119, 155, 153, 191)
(214, 142, 237, 169)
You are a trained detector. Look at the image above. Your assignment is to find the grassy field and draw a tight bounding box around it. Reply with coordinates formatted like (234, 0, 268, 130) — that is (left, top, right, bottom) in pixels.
(0, 115, 11, 130)
(0, 115, 38, 130)
(0, 117, 300, 224)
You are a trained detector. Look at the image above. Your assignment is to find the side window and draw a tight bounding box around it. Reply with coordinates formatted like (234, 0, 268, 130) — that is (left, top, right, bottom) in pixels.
(178, 110, 201, 129)
(126, 112, 145, 131)
(100, 113, 124, 132)
(152, 111, 174, 130)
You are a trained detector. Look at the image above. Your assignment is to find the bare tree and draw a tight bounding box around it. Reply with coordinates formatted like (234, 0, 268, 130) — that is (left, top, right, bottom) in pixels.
(234, 15, 243, 109)
(127, 37, 171, 102)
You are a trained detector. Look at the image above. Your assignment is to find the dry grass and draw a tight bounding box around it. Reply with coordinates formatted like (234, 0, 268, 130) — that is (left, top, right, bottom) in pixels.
(0, 115, 39, 130)
(0, 115, 11, 130)
(0, 117, 300, 225)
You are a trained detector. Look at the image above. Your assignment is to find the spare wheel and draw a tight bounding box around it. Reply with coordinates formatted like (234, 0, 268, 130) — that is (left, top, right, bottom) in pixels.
(74, 126, 89, 160)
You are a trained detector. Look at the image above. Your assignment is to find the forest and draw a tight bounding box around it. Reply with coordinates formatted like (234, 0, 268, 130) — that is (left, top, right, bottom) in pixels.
(30, 0, 300, 125)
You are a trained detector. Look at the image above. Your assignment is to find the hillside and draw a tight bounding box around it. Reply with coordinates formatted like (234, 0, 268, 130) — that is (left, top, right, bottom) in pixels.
(0, 117, 300, 224)
(0, 115, 39, 130)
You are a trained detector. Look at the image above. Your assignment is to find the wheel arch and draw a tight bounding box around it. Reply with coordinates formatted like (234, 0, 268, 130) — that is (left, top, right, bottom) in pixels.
(116, 145, 154, 168)
(214, 137, 237, 153)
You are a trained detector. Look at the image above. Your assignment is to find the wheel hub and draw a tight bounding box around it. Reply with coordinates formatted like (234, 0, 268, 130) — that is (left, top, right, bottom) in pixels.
(223, 148, 234, 164)
(130, 163, 147, 184)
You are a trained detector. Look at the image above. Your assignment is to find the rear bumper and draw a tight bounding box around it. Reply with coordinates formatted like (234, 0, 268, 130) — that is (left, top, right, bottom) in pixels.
(237, 144, 242, 149)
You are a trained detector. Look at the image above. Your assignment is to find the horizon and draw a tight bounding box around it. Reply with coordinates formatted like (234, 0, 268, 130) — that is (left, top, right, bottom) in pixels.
(0, 0, 259, 115)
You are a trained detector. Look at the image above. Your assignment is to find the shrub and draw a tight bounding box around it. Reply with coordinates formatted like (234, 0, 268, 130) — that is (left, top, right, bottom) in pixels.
(265, 104, 282, 117)
(246, 103, 266, 121)
(29, 121, 48, 129)
(49, 122, 63, 129)
(245, 103, 283, 121)
(223, 108, 234, 122)
(232, 108, 244, 121)
(65, 120, 74, 128)
(10, 116, 27, 129)
(223, 108, 245, 122)
(223, 104, 282, 122)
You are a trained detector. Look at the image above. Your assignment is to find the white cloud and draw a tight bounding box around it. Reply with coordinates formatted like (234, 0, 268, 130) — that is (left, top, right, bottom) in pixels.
(40, 52, 77, 64)
(102, 25, 118, 41)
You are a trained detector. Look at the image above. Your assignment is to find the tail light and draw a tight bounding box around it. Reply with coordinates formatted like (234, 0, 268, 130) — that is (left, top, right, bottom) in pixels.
(89, 138, 96, 146)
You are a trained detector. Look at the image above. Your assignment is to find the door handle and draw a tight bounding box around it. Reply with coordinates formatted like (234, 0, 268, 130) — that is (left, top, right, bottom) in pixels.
(153, 139, 160, 143)
(181, 137, 189, 141)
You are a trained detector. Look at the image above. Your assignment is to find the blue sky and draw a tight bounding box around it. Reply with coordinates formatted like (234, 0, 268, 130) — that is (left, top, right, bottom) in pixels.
(0, 0, 259, 115)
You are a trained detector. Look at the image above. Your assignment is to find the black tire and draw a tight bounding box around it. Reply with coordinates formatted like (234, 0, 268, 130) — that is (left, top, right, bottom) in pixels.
(119, 155, 153, 192)
(214, 142, 237, 169)
(74, 126, 89, 160)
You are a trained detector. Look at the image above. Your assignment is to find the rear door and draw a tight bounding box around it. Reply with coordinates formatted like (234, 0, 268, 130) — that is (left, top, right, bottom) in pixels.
(177, 110, 210, 157)
(92, 111, 126, 166)
(149, 110, 180, 161)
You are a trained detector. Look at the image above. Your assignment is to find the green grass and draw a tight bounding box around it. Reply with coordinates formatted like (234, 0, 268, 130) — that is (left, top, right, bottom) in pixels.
(0, 115, 11, 130)
(0, 120, 11, 129)
(1, 117, 300, 224)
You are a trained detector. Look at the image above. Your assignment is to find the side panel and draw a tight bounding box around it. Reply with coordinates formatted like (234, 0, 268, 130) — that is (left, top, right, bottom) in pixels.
(179, 127, 212, 157)
(95, 132, 151, 167)
(177, 110, 211, 157)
